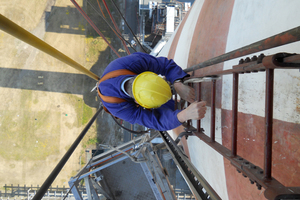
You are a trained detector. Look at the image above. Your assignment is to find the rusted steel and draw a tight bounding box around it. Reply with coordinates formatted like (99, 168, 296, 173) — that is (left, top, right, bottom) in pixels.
(231, 73, 239, 157)
(180, 52, 300, 199)
(187, 83, 193, 127)
(184, 26, 300, 73)
(284, 53, 300, 63)
(197, 83, 202, 132)
(183, 53, 300, 79)
(193, 129, 300, 199)
(264, 187, 300, 200)
(210, 80, 216, 142)
(264, 69, 274, 180)
(262, 53, 300, 68)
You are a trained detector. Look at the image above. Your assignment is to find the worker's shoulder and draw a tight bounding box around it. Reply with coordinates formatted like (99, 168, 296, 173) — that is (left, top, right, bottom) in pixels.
(102, 52, 155, 76)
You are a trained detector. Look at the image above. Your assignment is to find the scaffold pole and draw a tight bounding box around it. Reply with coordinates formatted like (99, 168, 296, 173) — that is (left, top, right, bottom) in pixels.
(32, 107, 103, 200)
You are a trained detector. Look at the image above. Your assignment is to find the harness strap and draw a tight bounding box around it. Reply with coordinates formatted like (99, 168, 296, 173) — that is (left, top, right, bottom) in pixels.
(97, 69, 137, 106)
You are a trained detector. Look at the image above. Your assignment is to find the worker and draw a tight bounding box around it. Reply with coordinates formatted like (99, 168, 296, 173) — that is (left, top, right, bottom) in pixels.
(97, 52, 207, 131)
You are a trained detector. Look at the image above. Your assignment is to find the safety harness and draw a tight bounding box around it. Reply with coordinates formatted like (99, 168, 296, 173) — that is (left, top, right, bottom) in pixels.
(97, 69, 137, 114)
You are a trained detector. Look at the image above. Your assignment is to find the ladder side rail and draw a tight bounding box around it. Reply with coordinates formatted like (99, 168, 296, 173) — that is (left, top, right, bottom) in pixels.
(210, 80, 216, 142)
(181, 52, 300, 199)
(231, 73, 239, 157)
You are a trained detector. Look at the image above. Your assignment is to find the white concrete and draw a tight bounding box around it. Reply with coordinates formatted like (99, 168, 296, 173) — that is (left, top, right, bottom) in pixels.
(163, 0, 205, 140)
(188, 108, 229, 200)
(160, 1, 300, 199)
(222, 0, 300, 124)
(159, 0, 205, 68)
(162, 1, 229, 199)
(166, 7, 175, 33)
(172, 0, 205, 69)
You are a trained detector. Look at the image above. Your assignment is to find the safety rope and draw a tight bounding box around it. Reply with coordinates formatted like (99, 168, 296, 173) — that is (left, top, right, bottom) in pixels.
(111, 115, 151, 134)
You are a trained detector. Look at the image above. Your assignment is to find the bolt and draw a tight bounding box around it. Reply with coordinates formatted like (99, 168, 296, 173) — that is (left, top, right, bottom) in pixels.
(250, 179, 254, 184)
(259, 170, 264, 174)
(257, 53, 265, 63)
(251, 165, 257, 169)
(238, 158, 243, 160)
(251, 55, 258, 61)
(245, 57, 251, 63)
(256, 183, 262, 190)
(237, 169, 241, 173)
(244, 161, 249, 165)
(242, 174, 247, 178)
(239, 59, 244, 64)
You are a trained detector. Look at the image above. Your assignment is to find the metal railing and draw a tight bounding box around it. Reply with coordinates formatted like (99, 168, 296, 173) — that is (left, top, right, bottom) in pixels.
(1, 184, 87, 199)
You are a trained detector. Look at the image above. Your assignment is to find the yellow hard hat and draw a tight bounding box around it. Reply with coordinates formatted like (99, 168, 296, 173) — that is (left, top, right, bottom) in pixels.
(132, 71, 172, 109)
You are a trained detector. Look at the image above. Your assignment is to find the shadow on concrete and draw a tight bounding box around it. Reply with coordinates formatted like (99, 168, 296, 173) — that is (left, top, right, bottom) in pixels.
(0, 67, 99, 108)
(45, 6, 86, 35)
(3, 0, 138, 146)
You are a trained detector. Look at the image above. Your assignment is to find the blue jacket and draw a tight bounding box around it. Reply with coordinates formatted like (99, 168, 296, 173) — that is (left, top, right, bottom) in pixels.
(98, 52, 188, 131)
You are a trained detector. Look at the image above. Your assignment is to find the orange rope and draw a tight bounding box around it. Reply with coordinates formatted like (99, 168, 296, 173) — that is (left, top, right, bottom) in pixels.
(96, 0, 106, 18)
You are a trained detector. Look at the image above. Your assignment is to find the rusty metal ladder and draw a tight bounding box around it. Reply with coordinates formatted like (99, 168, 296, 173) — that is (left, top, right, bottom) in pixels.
(177, 53, 300, 200)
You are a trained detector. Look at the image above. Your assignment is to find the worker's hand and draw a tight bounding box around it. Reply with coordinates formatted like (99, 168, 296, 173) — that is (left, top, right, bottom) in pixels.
(173, 82, 195, 103)
(177, 101, 207, 123)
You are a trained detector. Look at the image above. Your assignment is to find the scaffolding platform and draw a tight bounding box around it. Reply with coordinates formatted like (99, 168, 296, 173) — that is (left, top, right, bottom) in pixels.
(69, 135, 176, 200)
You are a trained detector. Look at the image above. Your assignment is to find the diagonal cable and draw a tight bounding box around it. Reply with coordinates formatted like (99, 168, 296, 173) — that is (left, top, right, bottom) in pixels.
(32, 107, 103, 200)
(71, 0, 121, 57)
(96, 0, 106, 18)
(86, 0, 138, 52)
(101, 0, 131, 54)
(108, 0, 148, 53)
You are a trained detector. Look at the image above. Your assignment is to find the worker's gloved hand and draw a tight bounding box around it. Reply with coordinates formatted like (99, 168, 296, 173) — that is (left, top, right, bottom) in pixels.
(177, 101, 207, 123)
(173, 82, 195, 103)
